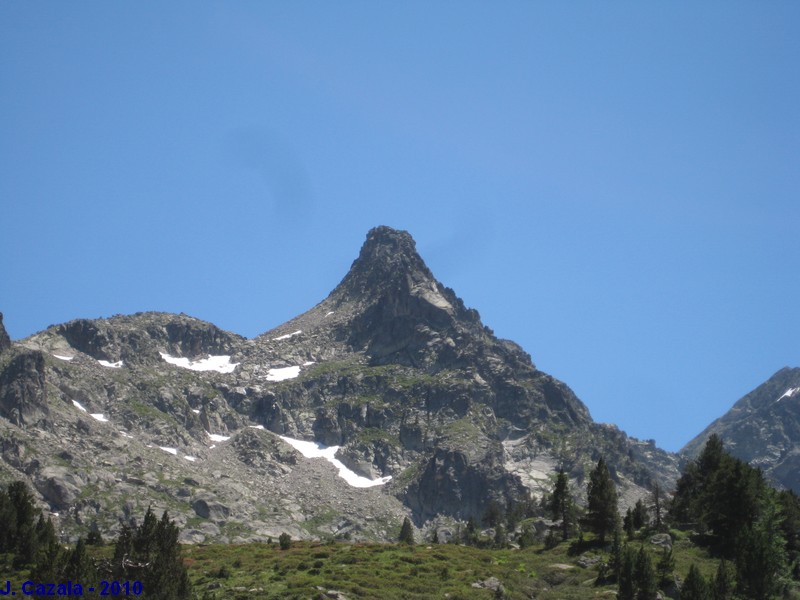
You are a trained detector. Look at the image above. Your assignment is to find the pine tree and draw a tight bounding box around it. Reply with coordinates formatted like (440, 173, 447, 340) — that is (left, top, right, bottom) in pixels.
(656, 545, 674, 587)
(652, 483, 664, 532)
(735, 492, 788, 600)
(63, 537, 96, 583)
(624, 507, 635, 540)
(493, 524, 507, 549)
(550, 467, 574, 540)
(712, 559, 734, 600)
(617, 545, 637, 600)
(399, 517, 414, 545)
(587, 457, 618, 543)
(279, 532, 292, 550)
(634, 546, 657, 600)
(113, 510, 192, 600)
(632, 499, 649, 531)
(681, 564, 710, 600)
(609, 527, 624, 582)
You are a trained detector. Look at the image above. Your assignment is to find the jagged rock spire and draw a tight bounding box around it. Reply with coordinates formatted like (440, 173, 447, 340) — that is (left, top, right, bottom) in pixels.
(0, 313, 11, 353)
(331, 226, 437, 302)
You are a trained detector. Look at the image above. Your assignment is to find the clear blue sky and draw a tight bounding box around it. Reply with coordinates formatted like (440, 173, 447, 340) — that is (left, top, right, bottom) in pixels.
(2, 2, 798, 452)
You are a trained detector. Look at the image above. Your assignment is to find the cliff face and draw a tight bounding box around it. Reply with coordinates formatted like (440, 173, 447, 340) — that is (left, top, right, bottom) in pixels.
(682, 367, 800, 492)
(0, 227, 678, 542)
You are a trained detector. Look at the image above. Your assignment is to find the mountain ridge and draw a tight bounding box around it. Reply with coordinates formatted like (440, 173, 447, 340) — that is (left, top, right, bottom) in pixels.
(681, 366, 800, 492)
(0, 225, 679, 542)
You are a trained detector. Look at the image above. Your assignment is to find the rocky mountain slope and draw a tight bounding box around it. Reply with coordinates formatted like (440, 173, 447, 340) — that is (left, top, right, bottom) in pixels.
(682, 366, 800, 493)
(0, 226, 678, 543)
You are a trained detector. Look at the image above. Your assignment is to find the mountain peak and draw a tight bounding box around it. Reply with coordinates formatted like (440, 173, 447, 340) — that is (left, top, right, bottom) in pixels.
(331, 226, 436, 302)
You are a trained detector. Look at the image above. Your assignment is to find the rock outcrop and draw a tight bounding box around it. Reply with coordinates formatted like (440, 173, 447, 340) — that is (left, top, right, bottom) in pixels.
(0, 313, 11, 353)
(0, 350, 48, 427)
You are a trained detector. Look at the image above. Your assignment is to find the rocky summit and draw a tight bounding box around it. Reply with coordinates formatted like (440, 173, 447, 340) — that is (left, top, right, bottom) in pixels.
(0, 226, 678, 543)
(682, 366, 800, 493)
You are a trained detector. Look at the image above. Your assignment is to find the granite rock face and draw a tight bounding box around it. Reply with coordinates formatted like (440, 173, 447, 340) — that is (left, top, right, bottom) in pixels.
(0, 313, 11, 353)
(682, 367, 800, 492)
(0, 350, 48, 427)
(0, 226, 679, 542)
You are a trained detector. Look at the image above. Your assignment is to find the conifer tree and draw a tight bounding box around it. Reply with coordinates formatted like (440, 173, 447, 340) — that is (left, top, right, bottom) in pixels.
(587, 457, 618, 543)
(609, 527, 624, 582)
(734, 493, 788, 600)
(656, 545, 674, 587)
(550, 467, 574, 540)
(63, 537, 97, 583)
(712, 559, 734, 600)
(681, 564, 710, 600)
(617, 545, 636, 600)
(113, 509, 192, 600)
(493, 524, 507, 549)
(399, 517, 414, 545)
(624, 507, 635, 540)
(652, 483, 664, 532)
(634, 546, 657, 600)
(632, 498, 649, 531)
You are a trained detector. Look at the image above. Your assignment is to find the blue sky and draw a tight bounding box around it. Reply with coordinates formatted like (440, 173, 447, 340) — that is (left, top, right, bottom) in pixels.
(2, 2, 798, 452)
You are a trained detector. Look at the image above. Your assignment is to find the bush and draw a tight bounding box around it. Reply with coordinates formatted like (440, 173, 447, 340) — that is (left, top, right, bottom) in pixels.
(279, 532, 292, 550)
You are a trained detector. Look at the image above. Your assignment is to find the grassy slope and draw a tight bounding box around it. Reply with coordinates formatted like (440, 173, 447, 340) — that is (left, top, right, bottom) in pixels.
(182, 532, 718, 600)
(0, 530, 725, 599)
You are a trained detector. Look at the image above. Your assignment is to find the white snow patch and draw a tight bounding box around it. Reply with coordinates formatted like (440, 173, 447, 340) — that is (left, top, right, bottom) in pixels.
(90, 413, 109, 422)
(72, 400, 87, 412)
(98, 359, 124, 368)
(248, 425, 265, 430)
(274, 330, 302, 341)
(209, 444, 216, 449)
(325, 311, 334, 317)
(184, 456, 197, 462)
(191, 409, 201, 414)
(119, 431, 133, 438)
(159, 447, 178, 455)
(54, 354, 74, 361)
(303, 361, 316, 366)
(279, 435, 392, 488)
(777, 388, 799, 402)
(207, 432, 230, 442)
(159, 352, 238, 374)
(266, 366, 301, 381)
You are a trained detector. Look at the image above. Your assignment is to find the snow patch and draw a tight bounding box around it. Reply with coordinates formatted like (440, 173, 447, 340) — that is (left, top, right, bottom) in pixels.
(90, 413, 109, 422)
(159, 447, 178, 455)
(302, 361, 316, 366)
(191, 409, 200, 414)
(777, 388, 799, 402)
(274, 330, 302, 341)
(98, 359, 123, 368)
(207, 432, 230, 443)
(54, 354, 74, 361)
(325, 311, 334, 317)
(72, 400, 88, 413)
(248, 425, 265, 430)
(159, 352, 238, 374)
(184, 456, 197, 462)
(279, 435, 392, 488)
(266, 366, 301, 381)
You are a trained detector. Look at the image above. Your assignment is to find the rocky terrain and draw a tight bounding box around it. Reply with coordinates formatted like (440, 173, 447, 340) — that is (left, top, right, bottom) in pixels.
(0, 226, 679, 543)
(682, 366, 800, 493)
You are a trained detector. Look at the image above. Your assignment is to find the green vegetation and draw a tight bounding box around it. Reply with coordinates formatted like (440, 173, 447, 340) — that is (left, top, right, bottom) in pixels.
(4, 437, 800, 598)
